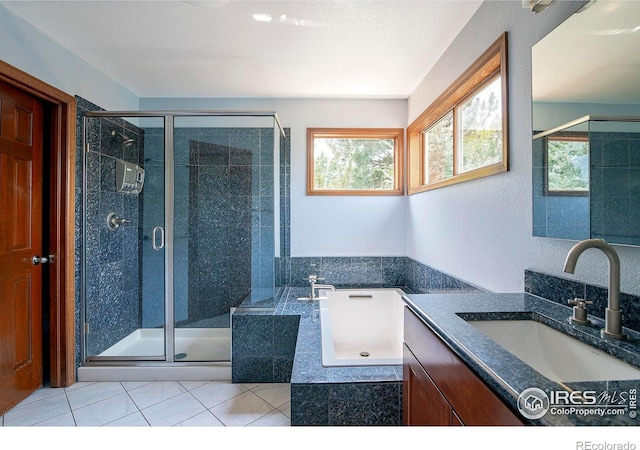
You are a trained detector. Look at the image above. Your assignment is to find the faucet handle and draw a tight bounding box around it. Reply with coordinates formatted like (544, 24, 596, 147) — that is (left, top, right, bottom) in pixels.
(568, 298, 592, 325)
(568, 298, 592, 308)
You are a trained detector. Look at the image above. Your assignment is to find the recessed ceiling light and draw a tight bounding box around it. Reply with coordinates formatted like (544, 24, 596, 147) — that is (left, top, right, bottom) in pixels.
(253, 13, 273, 23)
(183, 1, 230, 8)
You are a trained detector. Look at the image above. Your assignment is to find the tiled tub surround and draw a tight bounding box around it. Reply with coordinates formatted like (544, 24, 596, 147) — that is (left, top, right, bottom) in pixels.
(232, 306, 299, 384)
(282, 287, 404, 426)
(288, 256, 482, 293)
(232, 258, 482, 382)
(525, 270, 640, 333)
(404, 292, 640, 426)
(232, 259, 482, 425)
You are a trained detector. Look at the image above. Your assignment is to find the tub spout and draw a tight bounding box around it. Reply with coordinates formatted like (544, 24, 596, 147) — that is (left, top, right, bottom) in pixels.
(308, 275, 335, 300)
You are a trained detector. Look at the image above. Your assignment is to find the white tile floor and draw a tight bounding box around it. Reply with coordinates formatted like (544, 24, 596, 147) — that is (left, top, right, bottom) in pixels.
(1, 381, 291, 427)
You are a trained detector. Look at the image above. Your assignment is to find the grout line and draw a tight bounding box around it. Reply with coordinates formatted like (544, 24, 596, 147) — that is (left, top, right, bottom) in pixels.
(120, 381, 149, 426)
(63, 385, 75, 423)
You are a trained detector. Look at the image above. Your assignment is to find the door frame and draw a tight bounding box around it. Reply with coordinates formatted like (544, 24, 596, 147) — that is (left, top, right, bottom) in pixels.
(0, 60, 76, 388)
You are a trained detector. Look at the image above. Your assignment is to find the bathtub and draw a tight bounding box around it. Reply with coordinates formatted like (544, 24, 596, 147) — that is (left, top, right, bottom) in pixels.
(319, 288, 406, 366)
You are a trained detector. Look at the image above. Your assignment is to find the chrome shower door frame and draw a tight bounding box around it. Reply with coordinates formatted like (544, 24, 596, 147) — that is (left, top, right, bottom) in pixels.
(80, 110, 284, 365)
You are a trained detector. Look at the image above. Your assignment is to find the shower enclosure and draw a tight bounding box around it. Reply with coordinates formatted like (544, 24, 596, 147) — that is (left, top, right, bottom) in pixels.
(79, 111, 284, 378)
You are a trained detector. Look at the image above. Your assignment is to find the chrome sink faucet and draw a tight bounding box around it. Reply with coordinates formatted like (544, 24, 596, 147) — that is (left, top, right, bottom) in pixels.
(563, 239, 627, 340)
(308, 274, 335, 300)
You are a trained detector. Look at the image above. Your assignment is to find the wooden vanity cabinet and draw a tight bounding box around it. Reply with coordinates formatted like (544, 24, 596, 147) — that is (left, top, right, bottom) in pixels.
(403, 306, 524, 426)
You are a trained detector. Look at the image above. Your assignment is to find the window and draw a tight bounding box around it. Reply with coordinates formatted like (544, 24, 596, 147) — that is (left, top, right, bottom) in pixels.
(407, 33, 508, 194)
(546, 134, 589, 195)
(307, 128, 404, 196)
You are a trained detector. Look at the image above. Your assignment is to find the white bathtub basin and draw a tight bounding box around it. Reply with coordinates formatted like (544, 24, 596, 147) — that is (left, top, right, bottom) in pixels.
(319, 288, 405, 367)
(468, 319, 640, 382)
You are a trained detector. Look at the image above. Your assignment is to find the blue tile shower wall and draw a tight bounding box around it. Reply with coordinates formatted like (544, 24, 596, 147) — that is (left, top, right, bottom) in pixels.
(590, 130, 640, 245)
(76, 97, 145, 358)
(139, 125, 280, 326)
(524, 269, 640, 332)
(75, 103, 288, 364)
(533, 127, 640, 243)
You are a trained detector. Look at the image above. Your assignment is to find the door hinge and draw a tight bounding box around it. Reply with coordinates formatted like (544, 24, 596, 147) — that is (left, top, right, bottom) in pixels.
(84, 323, 89, 334)
(84, 142, 90, 153)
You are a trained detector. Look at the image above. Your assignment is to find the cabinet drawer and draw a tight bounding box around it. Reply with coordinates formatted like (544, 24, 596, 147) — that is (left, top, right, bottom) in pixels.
(404, 306, 523, 426)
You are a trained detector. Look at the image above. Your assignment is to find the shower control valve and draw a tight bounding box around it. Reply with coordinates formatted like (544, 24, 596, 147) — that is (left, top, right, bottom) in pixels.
(107, 212, 131, 231)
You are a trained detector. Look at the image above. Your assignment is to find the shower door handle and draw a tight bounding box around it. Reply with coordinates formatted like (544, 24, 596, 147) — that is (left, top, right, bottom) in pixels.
(152, 226, 165, 251)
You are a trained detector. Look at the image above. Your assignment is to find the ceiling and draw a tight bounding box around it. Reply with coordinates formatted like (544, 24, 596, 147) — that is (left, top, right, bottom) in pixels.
(0, 0, 482, 99)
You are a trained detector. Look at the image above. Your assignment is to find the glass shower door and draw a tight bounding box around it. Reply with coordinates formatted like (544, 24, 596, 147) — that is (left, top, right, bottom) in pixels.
(83, 115, 167, 361)
(171, 116, 235, 362)
(170, 115, 279, 362)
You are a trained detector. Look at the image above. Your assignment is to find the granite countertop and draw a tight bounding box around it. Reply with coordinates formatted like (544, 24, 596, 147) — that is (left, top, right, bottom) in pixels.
(403, 292, 640, 426)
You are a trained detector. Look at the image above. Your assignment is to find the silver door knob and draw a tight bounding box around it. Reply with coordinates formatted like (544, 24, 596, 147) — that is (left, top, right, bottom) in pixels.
(32, 255, 50, 265)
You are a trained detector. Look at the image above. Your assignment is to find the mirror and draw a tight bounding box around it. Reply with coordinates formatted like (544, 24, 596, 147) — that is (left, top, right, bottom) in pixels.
(532, 0, 640, 245)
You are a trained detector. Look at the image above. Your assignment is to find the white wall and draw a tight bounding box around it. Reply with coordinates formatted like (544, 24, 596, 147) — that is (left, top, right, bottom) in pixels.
(0, 4, 138, 110)
(533, 102, 640, 131)
(140, 97, 408, 257)
(7, 0, 638, 295)
(406, 0, 640, 295)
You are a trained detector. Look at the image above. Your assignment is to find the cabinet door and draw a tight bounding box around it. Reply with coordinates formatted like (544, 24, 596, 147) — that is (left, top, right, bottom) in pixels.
(403, 343, 452, 425)
(404, 306, 524, 426)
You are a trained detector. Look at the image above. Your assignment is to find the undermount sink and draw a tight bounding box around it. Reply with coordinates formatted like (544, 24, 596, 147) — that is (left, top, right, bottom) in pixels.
(467, 319, 640, 383)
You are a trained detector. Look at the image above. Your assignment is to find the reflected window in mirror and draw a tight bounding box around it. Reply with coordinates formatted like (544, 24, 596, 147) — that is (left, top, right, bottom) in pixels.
(546, 134, 589, 196)
(531, 1, 640, 246)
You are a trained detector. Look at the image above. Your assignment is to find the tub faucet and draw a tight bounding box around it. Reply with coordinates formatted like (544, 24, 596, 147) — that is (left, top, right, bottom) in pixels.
(308, 274, 335, 300)
(563, 239, 627, 340)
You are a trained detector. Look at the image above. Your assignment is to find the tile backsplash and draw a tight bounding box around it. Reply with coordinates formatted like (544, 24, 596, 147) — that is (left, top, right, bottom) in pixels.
(525, 269, 640, 332)
(287, 256, 482, 294)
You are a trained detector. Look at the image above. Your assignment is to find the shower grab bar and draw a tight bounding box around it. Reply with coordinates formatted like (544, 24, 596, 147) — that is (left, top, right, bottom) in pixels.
(152, 226, 165, 251)
(348, 295, 373, 299)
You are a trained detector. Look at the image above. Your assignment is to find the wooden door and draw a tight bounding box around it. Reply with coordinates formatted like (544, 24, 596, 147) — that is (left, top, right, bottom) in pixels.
(0, 79, 44, 415)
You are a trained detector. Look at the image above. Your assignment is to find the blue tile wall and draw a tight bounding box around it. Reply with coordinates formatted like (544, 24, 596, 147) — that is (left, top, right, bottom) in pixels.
(231, 309, 298, 383)
(524, 269, 640, 332)
(533, 126, 640, 244)
(286, 256, 482, 293)
(76, 97, 144, 358)
(288, 256, 406, 288)
(290, 382, 401, 426)
(590, 130, 640, 245)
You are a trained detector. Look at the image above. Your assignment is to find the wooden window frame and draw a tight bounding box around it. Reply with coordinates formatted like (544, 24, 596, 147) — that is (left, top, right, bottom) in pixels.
(307, 127, 404, 196)
(407, 32, 509, 194)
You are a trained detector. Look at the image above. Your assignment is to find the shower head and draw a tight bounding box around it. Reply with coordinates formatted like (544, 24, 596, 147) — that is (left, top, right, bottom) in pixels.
(111, 130, 135, 147)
